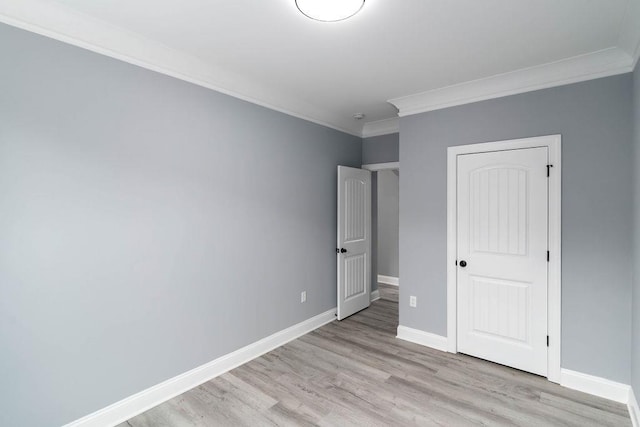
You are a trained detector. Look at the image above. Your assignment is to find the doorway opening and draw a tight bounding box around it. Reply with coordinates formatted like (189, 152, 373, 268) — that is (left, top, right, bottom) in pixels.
(364, 162, 399, 326)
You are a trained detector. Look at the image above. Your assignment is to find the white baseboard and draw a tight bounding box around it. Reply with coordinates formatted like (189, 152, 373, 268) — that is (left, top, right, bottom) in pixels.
(396, 325, 448, 352)
(559, 369, 630, 404)
(64, 308, 337, 427)
(370, 289, 380, 302)
(630, 387, 639, 427)
(377, 275, 399, 286)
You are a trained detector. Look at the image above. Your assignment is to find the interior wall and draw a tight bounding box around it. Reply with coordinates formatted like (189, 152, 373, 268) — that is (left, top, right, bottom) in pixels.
(399, 74, 633, 384)
(633, 61, 640, 398)
(362, 133, 399, 164)
(377, 170, 399, 278)
(0, 23, 362, 427)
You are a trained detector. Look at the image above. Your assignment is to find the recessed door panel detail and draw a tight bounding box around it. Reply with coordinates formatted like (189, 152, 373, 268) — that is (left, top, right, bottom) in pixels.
(470, 167, 528, 256)
(470, 276, 530, 345)
(344, 254, 366, 300)
(344, 178, 366, 243)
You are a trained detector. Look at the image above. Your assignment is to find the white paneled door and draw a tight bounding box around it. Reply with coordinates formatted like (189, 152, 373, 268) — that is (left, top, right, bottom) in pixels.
(337, 166, 371, 320)
(457, 147, 548, 376)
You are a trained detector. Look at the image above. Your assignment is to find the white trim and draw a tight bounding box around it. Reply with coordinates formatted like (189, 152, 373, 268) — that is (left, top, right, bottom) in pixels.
(64, 308, 336, 427)
(388, 48, 633, 117)
(560, 369, 630, 404)
(370, 289, 381, 302)
(630, 387, 640, 427)
(4, 1, 635, 136)
(0, 1, 361, 137)
(547, 138, 562, 383)
(617, 0, 640, 68)
(377, 275, 399, 286)
(362, 117, 400, 138)
(446, 135, 562, 383)
(361, 162, 400, 172)
(396, 326, 448, 352)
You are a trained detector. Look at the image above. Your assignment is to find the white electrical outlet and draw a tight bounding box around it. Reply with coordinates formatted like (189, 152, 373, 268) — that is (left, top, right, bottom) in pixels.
(301, 291, 307, 303)
(409, 296, 417, 308)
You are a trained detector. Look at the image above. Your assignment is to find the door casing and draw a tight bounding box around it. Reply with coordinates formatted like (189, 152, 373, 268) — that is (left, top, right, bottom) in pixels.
(446, 135, 561, 383)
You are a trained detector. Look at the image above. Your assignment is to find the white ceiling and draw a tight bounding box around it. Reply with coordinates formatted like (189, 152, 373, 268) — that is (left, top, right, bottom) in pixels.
(1, 0, 639, 136)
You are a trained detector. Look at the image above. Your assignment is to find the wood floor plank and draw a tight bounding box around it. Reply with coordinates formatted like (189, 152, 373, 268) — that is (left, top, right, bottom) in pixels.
(539, 392, 631, 426)
(122, 290, 631, 426)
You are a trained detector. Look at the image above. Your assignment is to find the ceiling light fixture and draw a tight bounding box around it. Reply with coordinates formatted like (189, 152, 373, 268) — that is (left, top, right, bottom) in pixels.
(295, 0, 365, 22)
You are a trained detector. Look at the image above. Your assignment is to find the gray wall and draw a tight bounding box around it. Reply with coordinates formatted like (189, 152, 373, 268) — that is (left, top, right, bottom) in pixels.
(362, 133, 399, 164)
(0, 23, 361, 427)
(399, 74, 633, 383)
(633, 62, 640, 397)
(377, 170, 399, 277)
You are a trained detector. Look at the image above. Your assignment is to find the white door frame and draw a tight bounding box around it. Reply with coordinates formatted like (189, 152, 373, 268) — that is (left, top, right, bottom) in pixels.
(361, 161, 399, 172)
(447, 135, 561, 383)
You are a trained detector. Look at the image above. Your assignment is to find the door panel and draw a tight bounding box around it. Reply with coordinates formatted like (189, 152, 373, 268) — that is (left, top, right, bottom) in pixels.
(344, 178, 367, 243)
(337, 166, 371, 320)
(457, 147, 548, 376)
(344, 253, 366, 300)
(469, 276, 529, 344)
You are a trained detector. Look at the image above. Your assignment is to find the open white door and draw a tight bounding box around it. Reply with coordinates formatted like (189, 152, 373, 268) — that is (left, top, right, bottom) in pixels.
(337, 166, 371, 320)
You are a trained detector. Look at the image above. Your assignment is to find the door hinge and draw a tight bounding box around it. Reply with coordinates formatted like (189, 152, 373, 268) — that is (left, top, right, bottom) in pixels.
(547, 251, 550, 262)
(546, 164, 554, 177)
(547, 336, 549, 347)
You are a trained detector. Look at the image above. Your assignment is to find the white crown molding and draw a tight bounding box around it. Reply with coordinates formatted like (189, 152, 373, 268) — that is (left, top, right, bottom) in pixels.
(388, 48, 634, 117)
(559, 369, 630, 404)
(396, 326, 448, 352)
(377, 275, 399, 286)
(618, 0, 640, 68)
(362, 117, 400, 138)
(63, 308, 336, 427)
(0, 0, 362, 137)
(630, 387, 639, 427)
(3, 0, 637, 136)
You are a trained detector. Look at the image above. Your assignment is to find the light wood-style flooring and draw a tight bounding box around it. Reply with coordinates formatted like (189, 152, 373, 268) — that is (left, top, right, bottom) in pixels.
(120, 283, 630, 426)
(378, 283, 399, 302)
